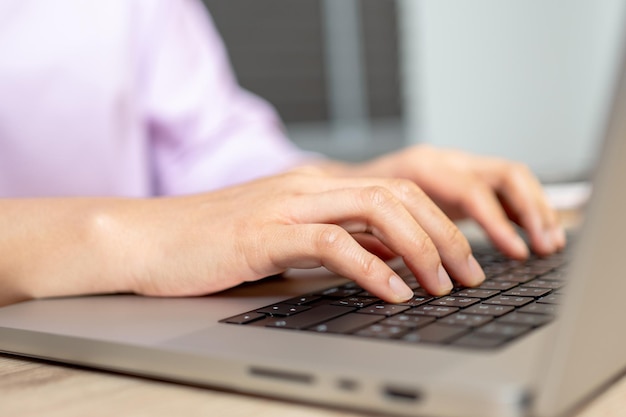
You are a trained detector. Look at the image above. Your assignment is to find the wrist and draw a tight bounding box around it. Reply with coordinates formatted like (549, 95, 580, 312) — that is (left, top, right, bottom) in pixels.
(28, 199, 140, 300)
(83, 199, 151, 297)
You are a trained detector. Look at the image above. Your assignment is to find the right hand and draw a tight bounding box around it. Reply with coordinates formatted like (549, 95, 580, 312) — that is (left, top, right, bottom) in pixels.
(106, 168, 485, 303)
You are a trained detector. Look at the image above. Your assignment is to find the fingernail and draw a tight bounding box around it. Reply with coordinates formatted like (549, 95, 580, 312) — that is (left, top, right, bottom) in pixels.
(437, 264, 453, 293)
(467, 254, 486, 285)
(389, 275, 414, 301)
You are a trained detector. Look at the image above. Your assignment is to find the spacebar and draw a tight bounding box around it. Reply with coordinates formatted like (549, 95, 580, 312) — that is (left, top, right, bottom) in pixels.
(266, 305, 355, 330)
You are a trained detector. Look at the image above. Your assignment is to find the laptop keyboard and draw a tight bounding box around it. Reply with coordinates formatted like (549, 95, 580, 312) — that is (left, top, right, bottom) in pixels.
(221, 247, 568, 349)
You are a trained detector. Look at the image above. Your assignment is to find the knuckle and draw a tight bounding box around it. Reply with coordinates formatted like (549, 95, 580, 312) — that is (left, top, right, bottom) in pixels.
(389, 178, 422, 200)
(316, 225, 348, 253)
(412, 234, 437, 258)
(359, 252, 379, 278)
(361, 185, 399, 212)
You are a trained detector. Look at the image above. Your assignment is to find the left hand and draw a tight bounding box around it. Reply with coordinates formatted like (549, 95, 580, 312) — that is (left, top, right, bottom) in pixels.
(319, 144, 566, 259)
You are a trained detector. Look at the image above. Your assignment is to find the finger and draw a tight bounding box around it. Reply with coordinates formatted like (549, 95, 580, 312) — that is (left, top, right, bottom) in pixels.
(492, 163, 566, 255)
(377, 179, 486, 288)
(457, 179, 531, 260)
(289, 186, 451, 295)
(289, 182, 483, 291)
(267, 224, 415, 303)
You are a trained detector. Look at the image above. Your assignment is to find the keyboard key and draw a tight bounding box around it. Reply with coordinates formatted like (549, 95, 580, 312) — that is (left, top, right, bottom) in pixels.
(358, 304, 411, 316)
(542, 271, 566, 280)
(476, 280, 518, 291)
(412, 288, 434, 297)
(475, 323, 532, 339)
(453, 288, 500, 299)
(356, 324, 410, 339)
(483, 295, 534, 307)
(482, 264, 510, 276)
(463, 304, 515, 317)
(496, 312, 553, 327)
(429, 297, 481, 308)
(519, 303, 557, 315)
(493, 272, 536, 284)
(524, 279, 564, 290)
(397, 296, 434, 307)
(406, 305, 459, 317)
(503, 287, 552, 298)
(537, 294, 563, 305)
(531, 257, 566, 268)
(317, 287, 362, 298)
(309, 313, 383, 334)
(402, 323, 469, 344)
(282, 295, 321, 306)
(439, 313, 493, 328)
(266, 305, 355, 329)
(222, 312, 266, 325)
(381, 314, 436, 329)
(256, 304, 311, 316)
(331, 297, 378, 308)
(508, 264, 554, 275)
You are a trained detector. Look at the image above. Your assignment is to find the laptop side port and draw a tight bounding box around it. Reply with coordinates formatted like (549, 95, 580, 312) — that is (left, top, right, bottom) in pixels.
(249, 366, 314, 384)
(383, 385, 422, 402)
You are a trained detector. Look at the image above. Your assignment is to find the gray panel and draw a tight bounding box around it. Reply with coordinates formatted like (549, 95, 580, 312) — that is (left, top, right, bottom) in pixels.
(362, 0, 403, 118)
(203, 0, 328, 122)
(202, 0, 402, 122)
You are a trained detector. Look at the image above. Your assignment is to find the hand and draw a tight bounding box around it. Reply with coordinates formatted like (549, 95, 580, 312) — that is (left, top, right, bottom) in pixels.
(101, 168, 485, 303)
(343, 144, 566, 259)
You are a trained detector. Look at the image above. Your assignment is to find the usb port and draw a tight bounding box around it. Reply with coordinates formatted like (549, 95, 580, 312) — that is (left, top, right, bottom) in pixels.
(384, 385, 422, 402)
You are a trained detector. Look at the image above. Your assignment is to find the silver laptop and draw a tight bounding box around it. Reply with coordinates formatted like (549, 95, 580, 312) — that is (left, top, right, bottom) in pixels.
(2, 32, 626, 417)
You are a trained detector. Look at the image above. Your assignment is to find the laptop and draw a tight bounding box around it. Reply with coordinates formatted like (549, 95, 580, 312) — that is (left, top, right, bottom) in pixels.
(2, 32, 626, 417)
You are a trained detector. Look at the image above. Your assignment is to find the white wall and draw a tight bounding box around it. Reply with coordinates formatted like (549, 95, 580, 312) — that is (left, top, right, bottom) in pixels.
(399, 0, 625, 181)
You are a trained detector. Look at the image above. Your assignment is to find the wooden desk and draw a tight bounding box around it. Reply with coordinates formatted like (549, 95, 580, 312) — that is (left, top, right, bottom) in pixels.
(1, 351, 625, 417)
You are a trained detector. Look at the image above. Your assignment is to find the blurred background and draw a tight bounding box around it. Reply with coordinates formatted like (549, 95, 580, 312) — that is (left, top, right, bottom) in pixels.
(202, 0, 625, 183)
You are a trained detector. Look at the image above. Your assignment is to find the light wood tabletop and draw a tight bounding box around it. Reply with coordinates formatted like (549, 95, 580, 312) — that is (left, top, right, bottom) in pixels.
(1, 351, 625, 417)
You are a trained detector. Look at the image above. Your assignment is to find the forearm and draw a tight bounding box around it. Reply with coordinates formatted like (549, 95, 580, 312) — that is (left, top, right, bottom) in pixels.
(0, 198, 136, 306)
